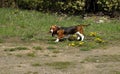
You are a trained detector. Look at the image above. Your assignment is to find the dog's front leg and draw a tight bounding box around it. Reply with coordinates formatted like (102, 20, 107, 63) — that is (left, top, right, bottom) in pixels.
(55, 38, 59, 42)
(55, 35, 63, 42)
(55, 30, 64, 42)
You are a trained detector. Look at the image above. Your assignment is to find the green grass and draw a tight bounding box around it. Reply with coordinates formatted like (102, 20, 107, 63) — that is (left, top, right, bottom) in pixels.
(82, 55, 120, 63)
(113, 71, 120, 74)
(0, 38, 3, 43)
(45, 61, 74, 69)
(4, 47, 29, 51)
(0, 8, 120, 50)
(27, 52, 36, 57)
(52, 49, 61, 53)
(47, 46, 56, 50)
(79, 41, 104, 51)
(15, 54, 23, 57)
(31, 63, 42, 67)
(33, 46, 42, 50)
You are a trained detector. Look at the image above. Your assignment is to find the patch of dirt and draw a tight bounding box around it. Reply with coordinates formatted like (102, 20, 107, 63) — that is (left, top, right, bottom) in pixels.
(0, 42, 120, 74)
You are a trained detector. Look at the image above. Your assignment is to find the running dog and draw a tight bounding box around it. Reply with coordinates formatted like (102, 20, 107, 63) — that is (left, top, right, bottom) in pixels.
(49, 24, 90, 42)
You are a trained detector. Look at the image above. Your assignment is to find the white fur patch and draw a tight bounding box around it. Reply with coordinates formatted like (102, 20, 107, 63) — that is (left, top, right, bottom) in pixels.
(50, 29, 53, 33)
(77, 36, 80, 40)
(76, 32, 84, 41)
(55, 38, 59, 42)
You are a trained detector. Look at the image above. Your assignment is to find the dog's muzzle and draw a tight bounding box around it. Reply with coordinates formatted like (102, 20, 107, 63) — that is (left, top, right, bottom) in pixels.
(50, 29, 53, 33)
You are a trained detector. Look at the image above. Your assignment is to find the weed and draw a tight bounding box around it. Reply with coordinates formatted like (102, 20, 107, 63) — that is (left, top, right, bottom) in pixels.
(89, 32, 97, 37)
(27, 52, 36, 57)
(80, 47, 92, 51)
(4, 48, 16, 51)
(16, 47, 29, 50)
(44, 54, 50, 57)
(94, 37, 105, 43)
(16, 54, 22, 57)
(52, 49, 60, 53)
(33, 46, 42, 50)
(4, 47, 29, 51)
(47, 46, 56, 50)
(24, 71, 38, 74)
(32, 72, 38, 74)
(45, 61, 74, 69)
(83, 55, 120, 63)
(7, 53, 12, 55)
(113, 71, 120, 74)
(47, 41, 57, 44)
(51, 55, 57, 57)
(0, 38, 4, 43)
(31, 63, 41, 67)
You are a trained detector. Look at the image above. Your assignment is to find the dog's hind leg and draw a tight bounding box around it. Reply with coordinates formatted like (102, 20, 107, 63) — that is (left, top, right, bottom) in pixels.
(76, 32, 84, 41)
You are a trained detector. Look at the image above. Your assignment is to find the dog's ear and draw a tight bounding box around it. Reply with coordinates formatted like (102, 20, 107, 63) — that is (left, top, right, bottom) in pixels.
(51, 25, 57, 27)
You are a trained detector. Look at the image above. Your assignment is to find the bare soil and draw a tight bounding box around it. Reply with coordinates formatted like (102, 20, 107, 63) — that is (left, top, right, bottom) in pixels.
(0, 41, 120, 74)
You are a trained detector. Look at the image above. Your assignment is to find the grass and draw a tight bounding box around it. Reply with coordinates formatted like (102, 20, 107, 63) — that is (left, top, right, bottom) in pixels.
(79, 41, 103, 51)
(0, 8, 120, 50)
(27, 52, 36, 57)
(80, 47, 92, 51)
(4, 47, 29, 51)
(113, 71, 120, 74)
(47, 41, 57, 44)
(31, 63, 42, 67)
(25, 71, 38, 74)
(47, 46, 56, 50)
(52, 49, 61, 53)
(45, 61, 74, 69)
(33, 46, 42, 50)
(0, 38, 3, 43)
(16, 54, 23, 57)
(82, 55, 120, 63)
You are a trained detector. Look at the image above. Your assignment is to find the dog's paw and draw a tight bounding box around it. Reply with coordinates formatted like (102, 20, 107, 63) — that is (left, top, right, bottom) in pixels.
(55, 38, 59, 42)
(55, 40, 59, 42)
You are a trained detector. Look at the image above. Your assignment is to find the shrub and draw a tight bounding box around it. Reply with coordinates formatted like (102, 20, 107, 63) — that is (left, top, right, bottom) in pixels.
(16, 0, 85, 14)
(97, 0, 120, 12)
(1, 0, 120, 14)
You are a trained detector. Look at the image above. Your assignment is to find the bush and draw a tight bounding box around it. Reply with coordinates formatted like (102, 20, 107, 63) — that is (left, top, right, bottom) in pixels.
(0, 0, 120, 14)
(17, 0, 43, 10)
(16, 0, 85, 14)
(97, 0, 120, 12)
(0, 0, 17, 8)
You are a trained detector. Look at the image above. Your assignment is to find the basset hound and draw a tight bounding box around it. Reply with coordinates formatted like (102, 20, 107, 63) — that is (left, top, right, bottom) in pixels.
(49, 24, 90, 42)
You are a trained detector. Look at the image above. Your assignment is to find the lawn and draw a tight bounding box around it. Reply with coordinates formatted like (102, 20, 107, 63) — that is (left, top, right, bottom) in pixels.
(0, 8, 120, 50)
(0, 8, 120, 74)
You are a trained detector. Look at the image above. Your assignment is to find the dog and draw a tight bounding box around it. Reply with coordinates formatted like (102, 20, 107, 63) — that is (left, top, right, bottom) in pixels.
(49, 24, 90, 42)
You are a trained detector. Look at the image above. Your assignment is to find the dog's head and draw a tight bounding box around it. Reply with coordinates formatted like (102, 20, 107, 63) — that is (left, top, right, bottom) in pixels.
(49, 25, 60, 36)
(49, 25, 57, 33)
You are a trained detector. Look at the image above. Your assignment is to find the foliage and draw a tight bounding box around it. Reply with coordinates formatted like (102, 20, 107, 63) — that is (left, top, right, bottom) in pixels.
(0, 0, 16, 8)
(0, 0, 120, 14)
(97, 0, 120, 11)
(0, 8, 120, 50)
(17, 0, 85, 14)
